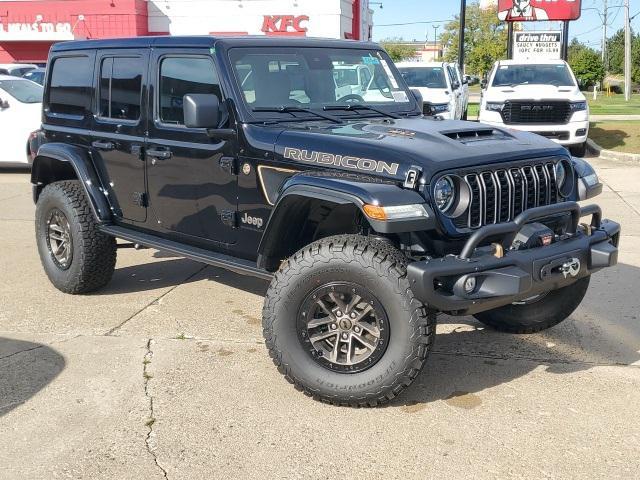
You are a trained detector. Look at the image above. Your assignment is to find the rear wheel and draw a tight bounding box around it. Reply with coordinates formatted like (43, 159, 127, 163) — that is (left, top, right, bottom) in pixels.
(473, 276, 590, 334)
(262, 235, 435, 406)
(35, 180, 116, 294)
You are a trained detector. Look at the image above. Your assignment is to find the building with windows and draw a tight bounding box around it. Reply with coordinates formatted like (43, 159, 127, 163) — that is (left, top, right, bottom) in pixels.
(0, 0, 375, 63)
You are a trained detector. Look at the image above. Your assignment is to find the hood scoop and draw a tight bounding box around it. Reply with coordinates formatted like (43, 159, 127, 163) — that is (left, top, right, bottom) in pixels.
(442, 128, 507, 143)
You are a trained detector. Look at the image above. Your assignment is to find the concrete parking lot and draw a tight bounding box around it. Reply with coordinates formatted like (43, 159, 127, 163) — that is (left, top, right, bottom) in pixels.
(1, 157, 640, 479)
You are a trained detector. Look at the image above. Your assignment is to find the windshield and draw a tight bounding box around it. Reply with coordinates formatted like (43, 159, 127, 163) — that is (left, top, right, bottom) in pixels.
(492, 64, 576, 87)
(398, 67, 447, 89)
(0, 79, 43, 103)
(229, 47, 414, 118)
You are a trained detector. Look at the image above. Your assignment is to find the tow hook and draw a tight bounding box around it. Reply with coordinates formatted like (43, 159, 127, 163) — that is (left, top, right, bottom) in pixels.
(560, 258, 581, 278)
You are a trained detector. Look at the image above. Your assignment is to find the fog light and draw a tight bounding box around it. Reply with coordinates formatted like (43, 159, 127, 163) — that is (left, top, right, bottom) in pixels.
(576, 128, 587, 136)
(463, 276, 477, 294)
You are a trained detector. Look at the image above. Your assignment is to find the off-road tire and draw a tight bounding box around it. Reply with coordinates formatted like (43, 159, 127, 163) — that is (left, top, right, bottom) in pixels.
(35, 180, 116, 294)
(262, 234, 435, 407)
(473, 276, 590, 334)
(570, 142, 587, 157)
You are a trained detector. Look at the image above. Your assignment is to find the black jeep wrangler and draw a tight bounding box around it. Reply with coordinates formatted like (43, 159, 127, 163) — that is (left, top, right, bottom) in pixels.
(32, 36, 620, 406)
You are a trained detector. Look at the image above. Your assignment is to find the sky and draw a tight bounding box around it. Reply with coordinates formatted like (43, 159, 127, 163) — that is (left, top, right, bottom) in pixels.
(371, 0, 639, 50)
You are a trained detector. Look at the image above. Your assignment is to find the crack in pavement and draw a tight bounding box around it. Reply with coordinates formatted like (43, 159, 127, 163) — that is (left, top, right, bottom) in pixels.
(104, 265, 209, 336)
(143, 338, 169, 480)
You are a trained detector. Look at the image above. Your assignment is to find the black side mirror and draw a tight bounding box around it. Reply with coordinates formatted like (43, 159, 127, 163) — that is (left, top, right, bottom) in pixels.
(0, 98, 9, 109)
(410, 88, 423, 108)
(480, 79, 487, 89)
(183, 94, 220, 129)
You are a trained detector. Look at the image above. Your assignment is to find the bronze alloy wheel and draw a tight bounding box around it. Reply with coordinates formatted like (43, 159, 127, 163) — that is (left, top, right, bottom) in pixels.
(45, 208, 73, 269)
(297, 282, 390, 373)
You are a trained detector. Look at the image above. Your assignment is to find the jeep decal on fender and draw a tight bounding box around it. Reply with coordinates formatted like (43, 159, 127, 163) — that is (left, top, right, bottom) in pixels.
(283, 147, 399, 176)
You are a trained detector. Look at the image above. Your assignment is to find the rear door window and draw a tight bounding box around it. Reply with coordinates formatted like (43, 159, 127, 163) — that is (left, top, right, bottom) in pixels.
(48, 56, 93, 116)
(98, 57, 143, 121)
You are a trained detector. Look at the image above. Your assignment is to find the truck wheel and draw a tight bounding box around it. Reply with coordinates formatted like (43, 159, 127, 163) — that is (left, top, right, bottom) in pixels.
(569, 142, 587, 157)
(473, 276, 590, 334)
(35, 180, 116, 294)
(262, 235, 435, 406)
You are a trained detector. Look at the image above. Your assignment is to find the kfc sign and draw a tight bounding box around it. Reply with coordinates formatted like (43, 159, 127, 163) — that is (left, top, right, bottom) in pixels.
(498, 0, 582, 22)
(261, 15, 309, 36)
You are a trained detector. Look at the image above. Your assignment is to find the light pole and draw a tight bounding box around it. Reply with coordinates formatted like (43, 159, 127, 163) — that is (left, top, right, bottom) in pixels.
(624, 0, 631, 101)
(433, 24, 440, 60)
(458, 0, 466, 71)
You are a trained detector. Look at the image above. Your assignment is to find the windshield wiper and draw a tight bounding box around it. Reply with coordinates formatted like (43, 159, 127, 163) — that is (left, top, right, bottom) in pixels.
(323, 104, 400, 119)
(252, 106, 343, 124)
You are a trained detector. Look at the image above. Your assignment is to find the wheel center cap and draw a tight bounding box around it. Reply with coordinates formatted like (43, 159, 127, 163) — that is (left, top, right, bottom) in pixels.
(339, 318, 352, 330)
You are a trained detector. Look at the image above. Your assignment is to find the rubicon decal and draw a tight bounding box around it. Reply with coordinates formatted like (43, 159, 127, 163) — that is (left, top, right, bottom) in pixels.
(283, 147, 399, 175)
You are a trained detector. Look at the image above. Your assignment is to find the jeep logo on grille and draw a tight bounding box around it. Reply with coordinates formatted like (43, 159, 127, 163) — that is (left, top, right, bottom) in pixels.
(521, 105, 554, 111)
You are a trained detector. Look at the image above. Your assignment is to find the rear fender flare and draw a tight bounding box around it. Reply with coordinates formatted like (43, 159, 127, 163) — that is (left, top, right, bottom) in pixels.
(31, 143, 111, 223)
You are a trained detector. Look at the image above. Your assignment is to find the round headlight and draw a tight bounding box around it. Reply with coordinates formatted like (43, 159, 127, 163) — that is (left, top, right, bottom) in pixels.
(555, 161, 566, 188)
(434, 176, 455, 212)
(554, 159, 574, 198)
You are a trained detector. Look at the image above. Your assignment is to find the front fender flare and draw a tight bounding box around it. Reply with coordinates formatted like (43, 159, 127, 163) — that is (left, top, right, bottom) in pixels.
(31, 143, 111, 223)
(257, 173, 435, 270)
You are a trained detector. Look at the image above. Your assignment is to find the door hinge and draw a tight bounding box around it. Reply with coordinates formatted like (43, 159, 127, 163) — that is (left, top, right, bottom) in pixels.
(133, 192, 148, 207)
(219, 157, 238, 175)
(221, 210, 237, 227)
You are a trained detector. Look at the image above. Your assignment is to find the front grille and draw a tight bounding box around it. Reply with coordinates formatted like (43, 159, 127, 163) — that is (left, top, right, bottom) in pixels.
(501, 101, 571, 125)
(453, 162, 560, 230)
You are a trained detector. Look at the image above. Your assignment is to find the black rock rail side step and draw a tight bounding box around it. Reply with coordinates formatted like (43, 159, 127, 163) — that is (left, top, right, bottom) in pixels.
(100, 225, 273, 281)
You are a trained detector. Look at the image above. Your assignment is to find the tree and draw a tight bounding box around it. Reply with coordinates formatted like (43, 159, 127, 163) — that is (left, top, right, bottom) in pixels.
(606, 28, 640, 84)
(440, 3, 507, 77)
(568, 41, 605, 88)
(380, 39, 418, 62)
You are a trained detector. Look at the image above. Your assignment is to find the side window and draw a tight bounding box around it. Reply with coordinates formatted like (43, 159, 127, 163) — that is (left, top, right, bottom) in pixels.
(48, 56, 93, 116)
(158, 57, 221, 125)
(99, 57, 143, 121)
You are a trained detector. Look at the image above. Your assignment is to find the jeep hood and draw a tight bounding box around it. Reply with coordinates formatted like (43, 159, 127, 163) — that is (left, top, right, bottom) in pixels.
(246, 116, 569, 183)
(483, 84, 586, 103)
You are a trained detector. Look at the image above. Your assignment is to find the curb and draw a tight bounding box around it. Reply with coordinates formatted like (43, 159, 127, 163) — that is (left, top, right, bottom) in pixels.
(586, 139, 640, 163)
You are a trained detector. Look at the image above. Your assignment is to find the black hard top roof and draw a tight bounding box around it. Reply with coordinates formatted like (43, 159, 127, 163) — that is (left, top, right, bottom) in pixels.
(51, 36, 381, 52)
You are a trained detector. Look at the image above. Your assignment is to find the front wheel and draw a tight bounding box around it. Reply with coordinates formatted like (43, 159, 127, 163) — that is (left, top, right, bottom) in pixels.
(473, 276, 590, 334)
(262, 235, 435, 406)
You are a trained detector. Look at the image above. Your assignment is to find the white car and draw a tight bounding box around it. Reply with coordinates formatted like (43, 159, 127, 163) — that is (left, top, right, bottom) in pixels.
(0, 63, 38, 77)
(0, 75, 43, 167)
(396, 62, 461, 120)
(479, 59, 589, 157)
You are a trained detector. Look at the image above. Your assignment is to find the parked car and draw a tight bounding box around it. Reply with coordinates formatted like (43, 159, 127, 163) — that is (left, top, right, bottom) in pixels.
(0, 75, 43, 167)
(23, 67, 46, 85)
(448, 63, 469, 119)
(479, 59, 589, 157)
(31, 36, 618, 406)
(396, 62, 462, 119)
(0, 63, 38, 77)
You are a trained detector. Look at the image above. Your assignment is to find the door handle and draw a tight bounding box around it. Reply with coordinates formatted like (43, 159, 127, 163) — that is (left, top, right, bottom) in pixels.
(92, 140, 115, 151)
(147, 148, 172, 160)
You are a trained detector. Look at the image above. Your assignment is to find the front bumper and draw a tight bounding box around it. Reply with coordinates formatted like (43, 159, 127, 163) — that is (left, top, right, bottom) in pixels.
(479, 115, 589, 146)
(407, 202, 620, 315)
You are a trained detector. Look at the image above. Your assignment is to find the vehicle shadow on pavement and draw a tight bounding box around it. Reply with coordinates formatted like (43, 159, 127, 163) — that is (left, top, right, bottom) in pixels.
(96, 258, 269, 297)
(394, 261, 640, 408)
(0, 337, 65, 417)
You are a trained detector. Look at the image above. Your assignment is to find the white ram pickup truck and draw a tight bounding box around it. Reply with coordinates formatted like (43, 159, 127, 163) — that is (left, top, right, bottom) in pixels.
(479, 60, 589, 157)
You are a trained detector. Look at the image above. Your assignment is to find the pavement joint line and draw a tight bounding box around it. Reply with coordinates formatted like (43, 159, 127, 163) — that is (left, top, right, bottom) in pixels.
(103, 264, 209, 336)
(601, 180, 640, 217)
(143, 338, 169, 480)
(0, 334, 80, 362)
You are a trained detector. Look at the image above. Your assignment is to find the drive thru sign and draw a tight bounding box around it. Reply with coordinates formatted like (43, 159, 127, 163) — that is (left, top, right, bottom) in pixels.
(498, 0, 582, 22)
(513, 31, 562, 60)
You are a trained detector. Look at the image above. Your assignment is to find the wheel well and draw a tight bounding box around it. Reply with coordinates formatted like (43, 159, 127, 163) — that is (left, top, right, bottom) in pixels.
(31, 156, 78, 201)
(259, 197, 367, 271)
